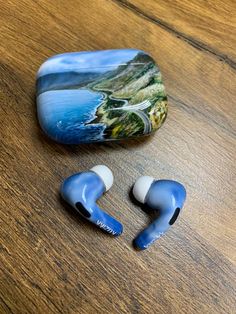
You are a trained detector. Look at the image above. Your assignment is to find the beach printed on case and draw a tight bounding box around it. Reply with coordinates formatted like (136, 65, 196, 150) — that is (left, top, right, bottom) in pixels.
(36, 49, 167, 144)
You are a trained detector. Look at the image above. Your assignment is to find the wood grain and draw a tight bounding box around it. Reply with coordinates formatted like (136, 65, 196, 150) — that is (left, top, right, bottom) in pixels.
(0, 0, 236, 313)
(117, 0, 236, 66)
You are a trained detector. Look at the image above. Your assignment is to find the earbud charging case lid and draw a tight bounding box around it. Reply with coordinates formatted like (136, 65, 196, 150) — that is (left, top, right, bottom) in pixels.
(36, 49, 168, 144)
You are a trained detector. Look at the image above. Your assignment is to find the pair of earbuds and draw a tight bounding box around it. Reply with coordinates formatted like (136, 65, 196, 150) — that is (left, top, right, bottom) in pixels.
(61, 165, 186, 250)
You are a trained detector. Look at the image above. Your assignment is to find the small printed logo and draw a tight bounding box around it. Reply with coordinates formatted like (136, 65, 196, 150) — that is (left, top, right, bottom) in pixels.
(144, 232, 164, 248)
(96, 220, 117, 236)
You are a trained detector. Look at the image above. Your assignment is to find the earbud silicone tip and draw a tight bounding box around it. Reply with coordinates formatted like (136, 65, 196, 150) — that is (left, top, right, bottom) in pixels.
(132, 176, 154, 204)
(90, 165, 114, 192)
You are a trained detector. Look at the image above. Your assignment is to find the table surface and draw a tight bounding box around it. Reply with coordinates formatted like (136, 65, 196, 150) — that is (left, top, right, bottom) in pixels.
(0, 1, 236, 313)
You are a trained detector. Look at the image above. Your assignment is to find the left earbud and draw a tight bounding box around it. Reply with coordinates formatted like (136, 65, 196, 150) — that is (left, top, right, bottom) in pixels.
(60, 165, 123, 236)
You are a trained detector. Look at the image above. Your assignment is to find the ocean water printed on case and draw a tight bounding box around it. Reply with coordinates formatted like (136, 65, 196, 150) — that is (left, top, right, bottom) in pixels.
(36, 49, 168, 144)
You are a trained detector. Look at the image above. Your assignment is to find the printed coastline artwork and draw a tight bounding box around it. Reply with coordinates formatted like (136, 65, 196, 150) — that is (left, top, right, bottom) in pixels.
(36, 49, 168, 144)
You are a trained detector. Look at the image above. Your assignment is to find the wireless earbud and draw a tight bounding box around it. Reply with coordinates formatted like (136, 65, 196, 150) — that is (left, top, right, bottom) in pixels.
(61, 165, 123, 236)
(132, 177, 186, 250)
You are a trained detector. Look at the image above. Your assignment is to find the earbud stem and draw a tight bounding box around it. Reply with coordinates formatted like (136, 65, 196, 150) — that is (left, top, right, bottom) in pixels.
(91, 204, 123, 236)
(134, 215, 170, 250)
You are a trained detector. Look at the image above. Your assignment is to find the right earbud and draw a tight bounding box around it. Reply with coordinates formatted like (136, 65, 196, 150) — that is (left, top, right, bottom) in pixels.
(132, 176, 186, 250)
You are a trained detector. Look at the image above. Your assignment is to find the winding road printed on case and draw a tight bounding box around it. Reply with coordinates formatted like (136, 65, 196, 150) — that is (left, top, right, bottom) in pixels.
(36, 49, 168, 144)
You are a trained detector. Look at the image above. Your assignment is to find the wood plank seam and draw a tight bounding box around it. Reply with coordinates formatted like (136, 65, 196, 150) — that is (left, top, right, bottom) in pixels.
(112, 0, 236, 70)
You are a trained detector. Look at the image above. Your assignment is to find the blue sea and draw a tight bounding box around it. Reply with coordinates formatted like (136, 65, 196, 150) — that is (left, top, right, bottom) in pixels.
(37, 89, 106, 144)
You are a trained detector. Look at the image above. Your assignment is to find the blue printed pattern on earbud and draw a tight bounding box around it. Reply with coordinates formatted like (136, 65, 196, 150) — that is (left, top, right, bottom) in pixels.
(134, 180, 186, 250)
(61, 171, 123, 236)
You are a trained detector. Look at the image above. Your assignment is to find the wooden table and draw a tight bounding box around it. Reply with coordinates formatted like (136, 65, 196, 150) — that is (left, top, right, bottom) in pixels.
(0, 1, 235, 313)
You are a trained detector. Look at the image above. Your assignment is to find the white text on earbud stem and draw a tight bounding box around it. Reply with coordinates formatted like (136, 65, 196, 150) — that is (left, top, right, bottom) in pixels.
(96, 220, 117, 235)
(144, 232, 164, 248)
